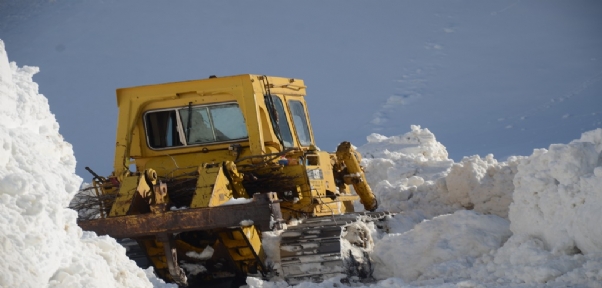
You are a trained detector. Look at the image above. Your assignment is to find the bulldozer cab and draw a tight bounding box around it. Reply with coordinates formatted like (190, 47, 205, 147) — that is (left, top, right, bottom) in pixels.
(114, 74, 313, 179)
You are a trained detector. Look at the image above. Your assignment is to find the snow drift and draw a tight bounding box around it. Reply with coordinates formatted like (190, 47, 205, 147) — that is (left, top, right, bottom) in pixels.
(358, 126, 602, 287)
(358, 126, 520, 222)
(0, 40, 170, 288)
(510, 129, 602, 255)
(371, 210, 511, 281)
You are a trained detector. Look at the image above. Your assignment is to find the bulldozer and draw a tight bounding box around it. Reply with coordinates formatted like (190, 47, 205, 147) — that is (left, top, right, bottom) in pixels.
(73, 74, 386, 287)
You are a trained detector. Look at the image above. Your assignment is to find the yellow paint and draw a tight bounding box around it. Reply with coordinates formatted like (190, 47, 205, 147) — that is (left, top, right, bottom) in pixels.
(336, 142, 378, 211)
(219, 225, 265, 273)
(190, 163, 233, 208)
(109, 175, 139, 216)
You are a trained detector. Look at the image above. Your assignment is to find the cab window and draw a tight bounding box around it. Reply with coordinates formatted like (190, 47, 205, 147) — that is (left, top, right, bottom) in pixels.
(145, 110, 183, 148)
(144, 102, 248, 149)
(270, 96, 294, 147)
(288, 100, 312, 146)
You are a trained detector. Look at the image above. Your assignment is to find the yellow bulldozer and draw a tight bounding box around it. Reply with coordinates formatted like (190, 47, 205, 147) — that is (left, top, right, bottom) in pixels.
(73, 74, 385, 287)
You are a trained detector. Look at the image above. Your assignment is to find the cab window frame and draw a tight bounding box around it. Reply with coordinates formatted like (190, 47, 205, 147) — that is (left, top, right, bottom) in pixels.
(143, 101, 248, 151)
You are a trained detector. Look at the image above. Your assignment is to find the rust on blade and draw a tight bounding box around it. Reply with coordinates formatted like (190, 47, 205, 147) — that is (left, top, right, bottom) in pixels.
(78, 193, 282, 238)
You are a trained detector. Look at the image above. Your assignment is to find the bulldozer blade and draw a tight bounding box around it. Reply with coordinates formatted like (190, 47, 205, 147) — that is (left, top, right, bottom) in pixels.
(78, 193, 282, 238)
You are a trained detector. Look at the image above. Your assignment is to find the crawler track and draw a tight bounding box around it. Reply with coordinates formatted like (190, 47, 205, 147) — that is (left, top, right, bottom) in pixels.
(279, 212, 392, 284)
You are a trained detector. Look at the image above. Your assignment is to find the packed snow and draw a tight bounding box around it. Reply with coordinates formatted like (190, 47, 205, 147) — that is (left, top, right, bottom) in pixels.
(0, 40, 174, 288)
(1, 40, 601, 287)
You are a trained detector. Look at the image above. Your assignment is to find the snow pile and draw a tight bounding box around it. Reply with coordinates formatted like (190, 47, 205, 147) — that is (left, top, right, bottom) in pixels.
(361, 128, 602, 287)
(358, 126, 519, 222)
(372, 210, 511, 281)
(358, 130, 518, 284)
(510, 129, 602, 255)
(359, 125, 452, 185)
(0, 40, 169, 288)
(358, 126, 454, 217)
(469, 128, 602, 287)
(444, 154, 522, 218)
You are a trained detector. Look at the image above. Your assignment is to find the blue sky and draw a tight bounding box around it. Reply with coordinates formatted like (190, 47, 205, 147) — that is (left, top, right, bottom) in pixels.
(1, 0, 601, 179)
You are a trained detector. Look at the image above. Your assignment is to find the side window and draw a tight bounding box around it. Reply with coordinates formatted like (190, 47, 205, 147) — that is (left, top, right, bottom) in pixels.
(180, 104, 249, 144)
(180, 107, 213, 144)
(288, 100, 312, 146)
(144, 110, 183, 148)
(271, 96, 294, 147)
(211, 104, 248, 141)
(144, 102, 248, 150)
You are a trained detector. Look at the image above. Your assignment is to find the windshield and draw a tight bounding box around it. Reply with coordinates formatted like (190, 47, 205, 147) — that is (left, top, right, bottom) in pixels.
(144, 102, 248, 149)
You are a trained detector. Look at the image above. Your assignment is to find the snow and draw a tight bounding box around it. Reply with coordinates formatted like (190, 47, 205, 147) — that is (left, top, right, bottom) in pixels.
(509, 129, 602, 255)
(1, 38, 601, 287)
(240, 219, 255, 226)
(371, 210, 511, 282)
(444, 154, 522, 218)
(0, 40, 174, 288)
(221, 197, 254, 206)
(186, 246, 214, 261)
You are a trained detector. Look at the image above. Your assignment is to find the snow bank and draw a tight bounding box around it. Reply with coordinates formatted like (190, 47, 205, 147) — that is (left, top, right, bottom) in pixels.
(358, 126, 454, 218)
(359, 125, 452, 185)
(509, 128, 602, 254)
(358, 126, 518, 219)
(372, 210, 511, 281)
(0, 40, 170, 288)
(248, 125, 602, 287)
(351, 127, 600, 287)
(444, 154, 522, 218)
(402, 232, 602, 287)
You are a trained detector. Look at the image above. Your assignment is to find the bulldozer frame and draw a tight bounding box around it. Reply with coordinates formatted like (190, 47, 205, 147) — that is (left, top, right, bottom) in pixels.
(74, 74, 379, 286)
